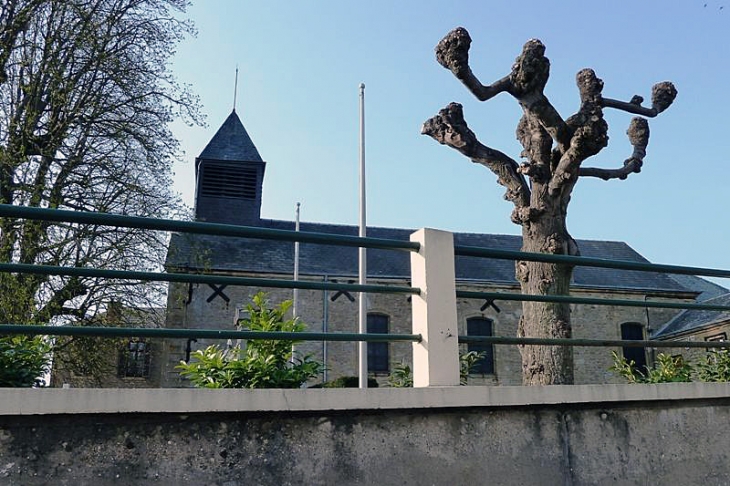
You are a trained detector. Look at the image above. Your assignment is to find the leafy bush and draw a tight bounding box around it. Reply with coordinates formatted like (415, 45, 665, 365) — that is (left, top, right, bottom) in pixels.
(696, 349, 730, 382)
(609, 351, 645, 383)
(645, 353, 693, 383)
(459, 350, 487, 385)
(177, 293, 323, 388)
(609, 350, 730, 384)
(387, 351, 487, 387)
(0, 336, 52, 387)
(387, 362, 413, 388)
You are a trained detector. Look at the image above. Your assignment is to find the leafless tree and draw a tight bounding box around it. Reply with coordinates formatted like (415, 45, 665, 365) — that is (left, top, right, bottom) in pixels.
(422, 28, 676, 384)
(0, 0, 201, 378)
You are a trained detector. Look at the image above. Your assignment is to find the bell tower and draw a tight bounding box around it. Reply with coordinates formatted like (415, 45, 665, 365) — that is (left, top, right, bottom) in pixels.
(194, 110, 265, 226)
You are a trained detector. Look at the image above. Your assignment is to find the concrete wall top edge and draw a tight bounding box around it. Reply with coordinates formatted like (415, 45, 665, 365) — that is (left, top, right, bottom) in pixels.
(3, 383, 730, 416)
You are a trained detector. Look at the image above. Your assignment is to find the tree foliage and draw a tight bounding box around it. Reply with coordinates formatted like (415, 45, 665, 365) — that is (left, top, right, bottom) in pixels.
(177, 293, 324, 389)
(611, 350, 730, 384)
(0, 335, 51, 387)
(387, 350, 487, 387)
(0, 0, 201, 377)
(423, 28, 676, 385)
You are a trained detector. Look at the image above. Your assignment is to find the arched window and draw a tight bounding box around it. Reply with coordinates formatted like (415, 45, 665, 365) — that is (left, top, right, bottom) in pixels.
(466, 317, 494, 375)
(621, 322, 647, 372)
(367, 313, 389, 373)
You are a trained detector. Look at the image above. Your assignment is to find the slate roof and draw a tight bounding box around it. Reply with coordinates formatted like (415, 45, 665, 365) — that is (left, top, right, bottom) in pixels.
(197, 111, 263, 162)
(653, 292, 730, 338)
(166, 219, 703, 294)
(665, 274, 728, 302)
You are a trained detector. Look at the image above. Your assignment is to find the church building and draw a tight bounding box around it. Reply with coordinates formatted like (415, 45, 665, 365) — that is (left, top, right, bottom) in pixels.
(151, 110, 728, 388)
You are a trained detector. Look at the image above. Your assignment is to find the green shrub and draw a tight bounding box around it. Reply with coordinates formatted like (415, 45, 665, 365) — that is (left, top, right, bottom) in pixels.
(177, 293, 323, 388)
(386, 351, 487, 387)
(645, 353, 693, 383)
(459, 350, 487, 385)
(696, 349, 730, 382)
(0, 335, 52, 387)
(610, 351, 693, 384)
(387, 362, 413, 388)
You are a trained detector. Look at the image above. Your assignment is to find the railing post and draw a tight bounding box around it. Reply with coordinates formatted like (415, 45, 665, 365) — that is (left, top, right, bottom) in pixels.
(410, 228, 460, 387)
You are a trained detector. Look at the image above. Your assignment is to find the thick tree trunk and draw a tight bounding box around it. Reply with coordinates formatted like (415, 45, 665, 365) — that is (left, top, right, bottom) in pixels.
(517, 215, 575, 385)
(515, 177, 577, 385)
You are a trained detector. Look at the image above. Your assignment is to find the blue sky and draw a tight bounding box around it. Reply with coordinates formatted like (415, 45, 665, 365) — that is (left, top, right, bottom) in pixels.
(170, 1, 730, 282)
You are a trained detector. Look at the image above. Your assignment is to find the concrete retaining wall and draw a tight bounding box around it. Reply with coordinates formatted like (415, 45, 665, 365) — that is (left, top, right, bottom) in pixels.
(2, 384, 730, 485)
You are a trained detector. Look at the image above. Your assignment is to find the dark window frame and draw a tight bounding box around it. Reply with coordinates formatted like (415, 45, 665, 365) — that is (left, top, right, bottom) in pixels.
(705, 332, 727, 342)
(466, 316, 495, 375)
(705, 332, 727, 352)
(118, 340, 151, 378)
(367, 313, 389, 374)
(620, 322, 648, 373)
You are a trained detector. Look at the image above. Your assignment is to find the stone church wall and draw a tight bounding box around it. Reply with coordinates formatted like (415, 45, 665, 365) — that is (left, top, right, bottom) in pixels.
(159, 273, 689, 388)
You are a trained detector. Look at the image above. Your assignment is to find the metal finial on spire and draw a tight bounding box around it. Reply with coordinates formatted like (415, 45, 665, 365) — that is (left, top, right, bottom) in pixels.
(233, 65, 239, 112)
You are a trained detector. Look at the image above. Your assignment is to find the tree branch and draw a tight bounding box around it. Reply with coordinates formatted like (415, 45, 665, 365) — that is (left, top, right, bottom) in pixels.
(600, 82, 677, 117)
(435, 28, 572, 151)
(421, 102, 531, 208)
(434, 27, 512, 101)
(579, 117, 649, 181)
(549, 69, 609, 195)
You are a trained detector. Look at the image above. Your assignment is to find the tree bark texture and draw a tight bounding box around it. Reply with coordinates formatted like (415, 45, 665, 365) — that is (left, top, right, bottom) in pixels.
(423, 28, 676, 384)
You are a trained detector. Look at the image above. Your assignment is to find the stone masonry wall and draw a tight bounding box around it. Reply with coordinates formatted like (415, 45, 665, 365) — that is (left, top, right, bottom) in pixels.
(160, 273, 689, 387)
(3, 396, 730, 485)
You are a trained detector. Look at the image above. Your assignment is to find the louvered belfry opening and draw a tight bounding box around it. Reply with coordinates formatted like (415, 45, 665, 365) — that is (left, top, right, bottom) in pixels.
(200, 162, 258, 200)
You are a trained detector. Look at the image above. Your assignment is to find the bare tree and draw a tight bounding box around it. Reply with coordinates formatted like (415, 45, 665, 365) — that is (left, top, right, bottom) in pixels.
(422, 28, 676, 385)
(0, 0, 201, 378)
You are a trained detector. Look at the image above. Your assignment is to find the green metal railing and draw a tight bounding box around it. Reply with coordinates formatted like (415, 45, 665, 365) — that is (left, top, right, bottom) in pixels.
(454, 244, 730, 279)
(458, 336, 730, 349)
(1, 203, 730, 350)
(455, 290, 730, 312)
(0, 262, 417, 296)
(0, 204, 420, 252)
(0, 324, 420, 343)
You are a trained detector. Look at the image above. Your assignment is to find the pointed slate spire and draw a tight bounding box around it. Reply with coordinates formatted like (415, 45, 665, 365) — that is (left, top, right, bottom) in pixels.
(198, 110, 263, 163)
(194, 111, 266, 226)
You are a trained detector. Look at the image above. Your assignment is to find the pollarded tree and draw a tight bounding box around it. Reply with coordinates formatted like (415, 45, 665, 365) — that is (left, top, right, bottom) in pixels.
(0, 0, 201, 378)
(422, 28, 676, 385)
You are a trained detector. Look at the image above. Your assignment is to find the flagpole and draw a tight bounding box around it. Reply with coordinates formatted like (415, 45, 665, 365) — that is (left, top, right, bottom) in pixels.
(293, 202, 301, 318)
(358, 83, 368, 389)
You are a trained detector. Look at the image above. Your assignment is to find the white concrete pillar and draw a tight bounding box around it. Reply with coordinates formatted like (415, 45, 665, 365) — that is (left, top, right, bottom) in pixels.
(410, 228, 460, 387)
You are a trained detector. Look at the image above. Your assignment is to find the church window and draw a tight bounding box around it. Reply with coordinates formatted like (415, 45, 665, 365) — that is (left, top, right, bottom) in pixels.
(118, 340, 151, 378)
(620, 322, 647, 372)
(367, 313, 389, 373)
(705, 333, 727, 343)
(705, 332, 727, 351)
(466, 317, 494, 374)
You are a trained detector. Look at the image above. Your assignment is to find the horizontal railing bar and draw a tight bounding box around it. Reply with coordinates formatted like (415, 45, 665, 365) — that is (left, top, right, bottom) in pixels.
(0, 263, 419, 295)
(4, 205, 730, 281)
(0, 204, 420, 252)
(2, 324, 718, 349)
(454, 245, 730, 279)
(1, 262, 724, 311)
(456, 290, 730, 312)
(458, 335, 730, 349)
(0, 325, 422, 342)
